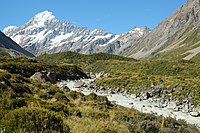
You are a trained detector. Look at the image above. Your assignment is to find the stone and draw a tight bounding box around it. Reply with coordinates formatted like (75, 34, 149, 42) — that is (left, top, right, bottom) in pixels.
(73, 81, 85, 88)
(30, 71, 57, 84)
(63, 85, 70, 92)
(190, 112, 199, 117)
(167, 101, 177, 110)
(30, 72, 48, 83)
(182, 102, 193, 113)
(51, 98, 58, 102)
(47, 72, 57, 84)
(142, 92, 151, 100)
(151, 87, 162, 97)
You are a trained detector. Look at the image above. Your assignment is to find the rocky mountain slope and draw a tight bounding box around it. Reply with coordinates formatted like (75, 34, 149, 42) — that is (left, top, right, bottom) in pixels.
(111, 26, 150, 55)
(0, 31, 34, 57)
(122, 0, 200, 60)
(3, 10, 149, 56)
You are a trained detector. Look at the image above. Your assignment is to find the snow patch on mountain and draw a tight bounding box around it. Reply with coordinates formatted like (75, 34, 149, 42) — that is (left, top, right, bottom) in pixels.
(3, 26, 18, 35)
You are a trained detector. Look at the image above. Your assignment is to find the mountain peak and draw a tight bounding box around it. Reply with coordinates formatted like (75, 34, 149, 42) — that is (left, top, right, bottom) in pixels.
(129, 26, 151, 37)
(30, 10, 58, 27)
(34, 10, 54, 19)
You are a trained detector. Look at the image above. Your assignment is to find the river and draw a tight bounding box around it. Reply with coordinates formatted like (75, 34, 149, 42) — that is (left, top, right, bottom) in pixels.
(57, 77, 200, 128)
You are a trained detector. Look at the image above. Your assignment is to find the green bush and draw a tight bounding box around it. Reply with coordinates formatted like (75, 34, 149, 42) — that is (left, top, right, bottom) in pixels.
(0, 107, 70, 133)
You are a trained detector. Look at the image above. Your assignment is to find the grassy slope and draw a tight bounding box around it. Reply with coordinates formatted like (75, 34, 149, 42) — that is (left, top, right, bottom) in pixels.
(85, 60, 200, 106)
(0, 56, 87, 80)
(37, 51, 136, 67)
(152, 28, 200, 61)
(0, 48, 10, 57)
(1, 59, 198, 132)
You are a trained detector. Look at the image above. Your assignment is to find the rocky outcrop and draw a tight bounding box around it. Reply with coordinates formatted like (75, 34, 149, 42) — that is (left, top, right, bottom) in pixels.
(110, 26, 151, 55)
(30, 71, 57, 84)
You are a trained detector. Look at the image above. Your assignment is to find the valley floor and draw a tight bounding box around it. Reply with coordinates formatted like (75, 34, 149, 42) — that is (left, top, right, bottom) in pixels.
(58, 76, 200, 129)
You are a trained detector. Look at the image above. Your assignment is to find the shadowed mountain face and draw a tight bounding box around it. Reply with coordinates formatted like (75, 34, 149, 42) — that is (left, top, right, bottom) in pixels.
(122, 0, 200, 60)
(0, 31, 34, 57)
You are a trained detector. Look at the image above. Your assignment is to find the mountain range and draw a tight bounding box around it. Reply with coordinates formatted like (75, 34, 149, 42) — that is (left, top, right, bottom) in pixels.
(3, 0, 200, 61)
(3, 10, 150, 56)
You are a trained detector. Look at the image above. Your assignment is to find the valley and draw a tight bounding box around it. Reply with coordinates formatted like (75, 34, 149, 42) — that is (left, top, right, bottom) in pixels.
(57, 75, 200, 127)
(0, 0, 200, 132)
(0, 55, 200, 133)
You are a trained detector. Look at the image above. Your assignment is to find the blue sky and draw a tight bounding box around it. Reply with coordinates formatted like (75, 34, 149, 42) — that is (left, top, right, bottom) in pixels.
(0, 0, 187, 34)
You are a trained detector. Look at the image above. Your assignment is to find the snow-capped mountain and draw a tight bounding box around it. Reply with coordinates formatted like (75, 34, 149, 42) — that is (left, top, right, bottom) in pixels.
(3, 10, 149, 56)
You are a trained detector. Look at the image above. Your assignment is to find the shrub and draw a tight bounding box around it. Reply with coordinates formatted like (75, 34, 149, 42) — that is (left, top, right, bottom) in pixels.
(0, 107, 70, 133)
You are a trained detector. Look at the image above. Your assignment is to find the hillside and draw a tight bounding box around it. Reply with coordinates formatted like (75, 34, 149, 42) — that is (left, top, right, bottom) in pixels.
(0, 31, 34, 57)
(0, 56, 199, 133)
(36, 52, 200, 108)
(37, 51, 137, 67)
(122, 0, 200, 61)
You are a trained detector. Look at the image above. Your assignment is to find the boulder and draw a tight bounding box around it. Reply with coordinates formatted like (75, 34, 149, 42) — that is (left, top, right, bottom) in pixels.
(47, 72, 57, 84)
(142, 92, 151, 100)
(30, 72, 48, 83)
(190, 112, 199, 117)
(30, 71, 57, 84)
(63, 85, 70, 92)
(191, 106, 200, 117)
(167, 101, 177, 110)
(151, 86, 162, 97)
(182, 102, 193, 113)
(73, 81, 85, 88)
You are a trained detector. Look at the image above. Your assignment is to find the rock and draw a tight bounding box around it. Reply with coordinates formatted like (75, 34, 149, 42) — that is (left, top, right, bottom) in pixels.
(47, 72, 57, 84)
(182, 102, 193, 113)
(110, 90, 115, 94)
(173, 86, 184, 92)
(142, 92, 151, 100)
(190, 112, 199, 117)
(30, 71, 57, 84)
(30, 72, 48, 83)
(51, 98, 58, 102)
(192, 106, 200, 116)
(63, 85, 70, 92)
(151, 86, 162, 97)
(89, 72, 96, 79)
(167, 101, 177, 110)
(73, 81, 85, 88)
(46, 89, 53, 94)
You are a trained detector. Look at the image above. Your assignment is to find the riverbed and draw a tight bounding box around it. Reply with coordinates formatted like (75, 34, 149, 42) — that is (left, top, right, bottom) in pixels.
(57, 78, 200, 128)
